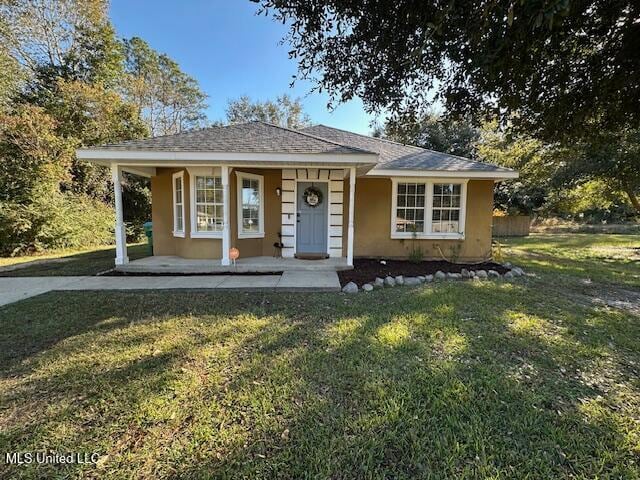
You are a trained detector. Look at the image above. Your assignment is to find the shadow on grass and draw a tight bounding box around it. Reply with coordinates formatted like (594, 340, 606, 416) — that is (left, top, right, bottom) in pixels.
(0, 280, 638, 478)
(0, 244, 149, 277)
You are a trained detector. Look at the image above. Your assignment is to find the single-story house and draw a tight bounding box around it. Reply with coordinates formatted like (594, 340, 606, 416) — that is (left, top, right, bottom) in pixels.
(76, 121, 517, 272)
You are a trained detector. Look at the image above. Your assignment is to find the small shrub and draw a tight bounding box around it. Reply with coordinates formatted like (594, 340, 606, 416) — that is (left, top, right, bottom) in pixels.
(408, 227, 424, 263)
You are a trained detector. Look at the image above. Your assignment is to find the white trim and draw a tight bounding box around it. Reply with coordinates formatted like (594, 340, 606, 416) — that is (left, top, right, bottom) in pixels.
(189, 169, 224, 239)
(294, 178, 331, 256)
(172, 171, 185, 238)
(77, 149, 377, 164)
(347, 167, 356, 266)
(236, 171, 265, 239)
(368, 169, 518, 179)
(221, 166, 231, 266)
(111, 164, 129, 265)
(390, 178, 468, 240)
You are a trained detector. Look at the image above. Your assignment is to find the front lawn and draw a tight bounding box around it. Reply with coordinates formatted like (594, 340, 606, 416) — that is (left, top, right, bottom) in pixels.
(0, 243, 149, 277)
(0, 234, 639, 478)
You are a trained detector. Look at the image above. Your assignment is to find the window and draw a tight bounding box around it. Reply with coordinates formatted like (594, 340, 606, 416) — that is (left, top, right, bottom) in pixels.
(194, 175, 223, 234)
(172, 171, 185, 237)
(236, 172, 264, 238)
(391, 179, 466, 238)
(395, 182, 425, 233)
(432, 183, 461, 233)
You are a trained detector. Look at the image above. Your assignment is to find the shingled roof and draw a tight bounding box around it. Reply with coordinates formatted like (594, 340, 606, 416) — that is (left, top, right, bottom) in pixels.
(86, 121, 374, 155)
(301, 125, 515, 174)
(80, 121, 516, 176)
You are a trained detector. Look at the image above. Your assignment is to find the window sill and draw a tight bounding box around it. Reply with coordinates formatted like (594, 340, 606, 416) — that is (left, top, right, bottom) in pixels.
(391, 233, 465, 240)
(172, 231, 185, 238)
(238, 232, 265, 239)
(191, 231, 223, 239)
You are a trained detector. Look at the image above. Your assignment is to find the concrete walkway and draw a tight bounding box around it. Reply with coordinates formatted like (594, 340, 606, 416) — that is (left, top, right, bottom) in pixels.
(0, 271, 341, 307)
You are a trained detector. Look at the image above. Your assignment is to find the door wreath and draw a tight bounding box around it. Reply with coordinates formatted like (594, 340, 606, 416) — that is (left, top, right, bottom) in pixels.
(303, 186, 323, 208)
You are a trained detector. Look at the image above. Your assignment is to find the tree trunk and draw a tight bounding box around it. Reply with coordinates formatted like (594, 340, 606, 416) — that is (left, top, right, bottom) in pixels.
(624, 186, 640, 213)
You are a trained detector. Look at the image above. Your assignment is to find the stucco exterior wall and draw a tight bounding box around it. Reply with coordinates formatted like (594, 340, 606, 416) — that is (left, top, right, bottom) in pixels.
(230, 168, 282, 257)
(351, 178, 494, 262)
(151, 168, 494, 262)
(151, 167, 281, 259)
(151, 167, 222, 259)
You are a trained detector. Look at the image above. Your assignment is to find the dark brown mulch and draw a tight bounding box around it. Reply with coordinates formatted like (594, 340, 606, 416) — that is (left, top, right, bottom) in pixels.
(338, 258, 509, 287)
(102, 271, 283, 277)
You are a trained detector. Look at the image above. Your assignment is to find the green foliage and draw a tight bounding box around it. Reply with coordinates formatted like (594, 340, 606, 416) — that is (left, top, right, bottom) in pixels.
(123, 174, 151, 241)
(0, 1, 208, 256)
(408, 227, 424, 263)
(122, 37, 208, 136)
(385, 111, 480, 158)
(258, 0, 639, 142)
(225, 94, 311, 129)
(0, 105, 75, 203)
(0, 192, 113, 256)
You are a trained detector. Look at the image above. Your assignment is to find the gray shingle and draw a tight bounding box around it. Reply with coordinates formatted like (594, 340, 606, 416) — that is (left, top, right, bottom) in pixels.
(301, 125, 515, 173)
(85, 121, 373, 155)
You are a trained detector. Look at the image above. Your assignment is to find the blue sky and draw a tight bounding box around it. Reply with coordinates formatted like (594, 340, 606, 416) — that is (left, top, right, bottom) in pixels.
(109, 0, 378, 134)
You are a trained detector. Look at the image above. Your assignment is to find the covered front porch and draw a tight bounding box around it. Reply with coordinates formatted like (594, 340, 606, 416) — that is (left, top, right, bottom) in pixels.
(115, 254, 351, 274)
(106, 162, 361, 273)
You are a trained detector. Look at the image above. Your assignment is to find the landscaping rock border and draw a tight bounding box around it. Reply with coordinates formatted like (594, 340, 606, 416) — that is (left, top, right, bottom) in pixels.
(342, 265, 525, 294)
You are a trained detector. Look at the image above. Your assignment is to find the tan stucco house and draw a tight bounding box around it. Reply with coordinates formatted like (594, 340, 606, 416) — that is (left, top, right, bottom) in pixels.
(77, 122, 518, 272)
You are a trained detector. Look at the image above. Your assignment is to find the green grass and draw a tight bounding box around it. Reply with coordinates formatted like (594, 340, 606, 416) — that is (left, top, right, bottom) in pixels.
(1, 234, 639, 478)
(0, 243, 149, 277)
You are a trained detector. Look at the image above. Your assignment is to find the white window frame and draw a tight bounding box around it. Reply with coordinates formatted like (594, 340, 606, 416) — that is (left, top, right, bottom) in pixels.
(189, 168, 223, 239)
(172, 171, 185, 238)
(390, 178, 468, 240)
(236, 172, 265, 239)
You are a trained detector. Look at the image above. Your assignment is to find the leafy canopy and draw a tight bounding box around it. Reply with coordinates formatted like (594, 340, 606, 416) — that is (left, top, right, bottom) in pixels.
(256, 0, 640, 141)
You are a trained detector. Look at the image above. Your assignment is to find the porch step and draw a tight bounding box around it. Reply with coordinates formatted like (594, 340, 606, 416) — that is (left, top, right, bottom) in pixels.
(115, 255, 352, 274)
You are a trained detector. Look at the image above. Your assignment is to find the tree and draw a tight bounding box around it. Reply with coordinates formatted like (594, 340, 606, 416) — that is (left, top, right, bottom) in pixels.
(0, 0, 107, 75)
(225, 94, 311, 129)
(0, 105, 74, 203)
(256, 0, 640, 142)
(385, 112, 480, 158)
(122, 37, 208, 136)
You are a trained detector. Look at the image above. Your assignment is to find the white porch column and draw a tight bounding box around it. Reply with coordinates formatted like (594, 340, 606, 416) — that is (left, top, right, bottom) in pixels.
(221, 165, 231, 266)
(111, 164, 128, 265)
(347, 167, 356, 266)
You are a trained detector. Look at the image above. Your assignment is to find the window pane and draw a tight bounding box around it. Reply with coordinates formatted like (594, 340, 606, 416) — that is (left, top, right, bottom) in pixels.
(395, 183, 425, 233)
(239, 176, 261, 234)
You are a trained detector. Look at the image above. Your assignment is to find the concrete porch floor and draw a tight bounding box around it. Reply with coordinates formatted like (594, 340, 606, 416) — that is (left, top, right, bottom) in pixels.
(115, 255, 352, 274)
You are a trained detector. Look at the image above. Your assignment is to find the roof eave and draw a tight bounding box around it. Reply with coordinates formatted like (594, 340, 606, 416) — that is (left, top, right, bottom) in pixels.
(76, 148, 379, 165)
(365, 168, 519, 180)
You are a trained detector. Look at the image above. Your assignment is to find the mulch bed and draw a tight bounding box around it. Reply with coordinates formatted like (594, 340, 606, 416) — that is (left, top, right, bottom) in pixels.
(102, 271, 283, 276)
(338, 258, 509, 287)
